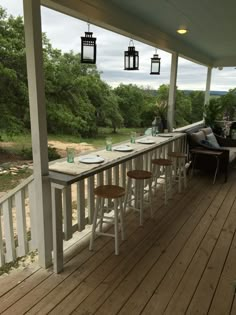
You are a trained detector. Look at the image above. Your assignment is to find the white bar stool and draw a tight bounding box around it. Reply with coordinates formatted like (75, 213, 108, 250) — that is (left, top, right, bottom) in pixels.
(89, 184, 125, 255)
(151, 158, 172, 204)
(168, 152, 187, 193)
(124, 170, 153, 226)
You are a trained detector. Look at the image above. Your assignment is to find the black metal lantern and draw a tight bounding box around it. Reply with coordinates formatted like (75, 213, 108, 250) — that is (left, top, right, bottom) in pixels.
(81, 24, 96, 64)
(150, 50, 161, 75)
(124, 40, 139, 70)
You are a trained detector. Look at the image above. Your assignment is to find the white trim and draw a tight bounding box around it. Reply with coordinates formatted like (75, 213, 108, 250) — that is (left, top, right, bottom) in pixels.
(23, 0, 52, 268)
(204, 67, 212, 106)
(168, 52, 178, 132)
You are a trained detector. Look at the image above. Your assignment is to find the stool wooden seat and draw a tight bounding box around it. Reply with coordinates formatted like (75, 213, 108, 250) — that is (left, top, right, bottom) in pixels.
(152, 158, 172, 166)
(168, 152, 187, 159)
(152, 158, 172, 204)
(94, 185, 125, 198)
(168, 152, 187, 193)
(127, 170, 152, 180)
(89, 184, 125, 255)
(124, 170, 153, 226)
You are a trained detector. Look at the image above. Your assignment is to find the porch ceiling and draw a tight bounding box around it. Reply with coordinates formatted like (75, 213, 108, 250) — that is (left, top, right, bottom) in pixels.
(41, 0, 236, 68)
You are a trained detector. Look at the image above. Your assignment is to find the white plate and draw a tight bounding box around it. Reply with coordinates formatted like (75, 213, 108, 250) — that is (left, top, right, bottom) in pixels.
(137, 139, 156, 144)
(158, 134, 173, 137)
(78, 155, 105, 164)
(113, 145, 133, 152)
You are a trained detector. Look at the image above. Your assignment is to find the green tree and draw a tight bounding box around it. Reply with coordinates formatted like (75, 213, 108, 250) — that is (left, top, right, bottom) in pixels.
(189, 91, 204, 122)
(114, 84, 145, 127)
(175, 90, 192, 127)
(204, 98, 224, 129)
(155, 84, 192, 128)
(0, 8, 28, 134)
(220, 88, 236, 120)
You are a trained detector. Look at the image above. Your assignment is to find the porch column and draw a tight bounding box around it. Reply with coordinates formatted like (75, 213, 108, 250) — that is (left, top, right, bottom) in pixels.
(204, 66, 212, 105)
(167, 52, 178, 131)
(23, 0, 52, 268)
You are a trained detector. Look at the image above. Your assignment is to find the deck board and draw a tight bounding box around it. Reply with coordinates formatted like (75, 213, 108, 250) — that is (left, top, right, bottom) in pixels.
(1, 171, 236, 315)
(117, 178, 224, 315)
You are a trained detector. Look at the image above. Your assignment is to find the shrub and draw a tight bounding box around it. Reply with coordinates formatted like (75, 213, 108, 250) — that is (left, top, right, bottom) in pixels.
(20, 146, 61, 161)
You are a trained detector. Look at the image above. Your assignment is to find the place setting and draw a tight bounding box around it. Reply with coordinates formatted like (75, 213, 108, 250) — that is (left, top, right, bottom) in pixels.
(78, 154, 105, 164)
(157, 133, 173, 137)
(137, 138, 156, 144)
(49, 148, 106, 175)
(103, 134, 136, 154)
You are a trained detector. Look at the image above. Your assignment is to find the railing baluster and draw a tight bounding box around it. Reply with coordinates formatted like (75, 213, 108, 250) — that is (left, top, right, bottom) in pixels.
(77, 180, 85, 231)
(87, 176, 95, 224)
(2, 199, 16, 262)
(105, 168, 112, 184)
(28, 180, 37, 250)
(105, 169, 112, 207)
(113, 165, 119, 185)
(121, 162, 127, 188)
(15, 190, 28, 257)
(62, 186, 72, 240)
(97, 171, 104, 186)
(0, 207, 5, 267)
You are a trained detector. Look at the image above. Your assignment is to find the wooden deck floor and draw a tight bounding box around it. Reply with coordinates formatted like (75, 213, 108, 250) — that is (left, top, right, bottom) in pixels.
(1, 170, 236, 315)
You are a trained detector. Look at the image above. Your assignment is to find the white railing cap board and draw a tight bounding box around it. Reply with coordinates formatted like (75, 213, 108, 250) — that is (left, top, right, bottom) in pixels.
(174, 120, 204, 133)
(49, 133, 186, 186)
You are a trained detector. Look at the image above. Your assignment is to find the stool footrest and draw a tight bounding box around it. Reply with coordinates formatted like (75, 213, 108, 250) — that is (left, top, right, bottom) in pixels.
(96, 232, 115, 238)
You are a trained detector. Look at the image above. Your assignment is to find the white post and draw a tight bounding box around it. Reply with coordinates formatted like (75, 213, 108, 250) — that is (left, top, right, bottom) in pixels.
(204, 66, 212, 106)
(167, 52, 178, 132)
(23, 0, 52, 268)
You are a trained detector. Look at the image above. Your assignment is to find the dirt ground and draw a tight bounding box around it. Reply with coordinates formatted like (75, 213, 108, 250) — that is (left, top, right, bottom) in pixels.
(0, 140, 95, 164)
(48, 140, 95, 157)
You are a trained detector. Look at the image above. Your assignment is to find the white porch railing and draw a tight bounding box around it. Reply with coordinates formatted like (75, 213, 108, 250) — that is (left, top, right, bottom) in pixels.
(50, 134, 187, 272)
(0, 129, 193, 270)
(0, 175, 37, 267)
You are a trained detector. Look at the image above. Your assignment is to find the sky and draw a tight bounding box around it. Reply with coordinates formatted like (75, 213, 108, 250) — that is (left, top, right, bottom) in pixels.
(1, 0, 236, 91)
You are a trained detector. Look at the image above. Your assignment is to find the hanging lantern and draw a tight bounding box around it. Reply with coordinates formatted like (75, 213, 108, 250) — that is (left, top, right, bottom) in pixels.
(150, 50, 161, 75)
(81, 24, 96, 64)
(124, 40, 139, 70)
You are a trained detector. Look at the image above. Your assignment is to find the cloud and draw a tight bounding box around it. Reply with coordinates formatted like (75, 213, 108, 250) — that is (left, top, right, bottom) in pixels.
(1, 0, 236, 91)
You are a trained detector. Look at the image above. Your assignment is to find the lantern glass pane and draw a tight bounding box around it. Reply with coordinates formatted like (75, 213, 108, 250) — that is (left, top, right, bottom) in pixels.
(151, 62, 160, 73)
(130, 56, 134, 68)
(83, 46, 94, 61)
(125, 55, 129, 68)
(135, 55, 139, 68)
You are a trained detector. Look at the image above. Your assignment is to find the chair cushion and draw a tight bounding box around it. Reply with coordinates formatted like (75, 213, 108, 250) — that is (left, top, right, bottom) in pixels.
(200, 139, 215, 148)
(206, 133, 221, 148)
(190, 130, 206, 144)
(201, 127, 213, 136)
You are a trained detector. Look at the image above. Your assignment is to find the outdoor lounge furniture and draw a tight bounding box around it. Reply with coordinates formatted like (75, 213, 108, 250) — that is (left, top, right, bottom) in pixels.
(187, 126, 236, 182)
(190, 148, 223, 184)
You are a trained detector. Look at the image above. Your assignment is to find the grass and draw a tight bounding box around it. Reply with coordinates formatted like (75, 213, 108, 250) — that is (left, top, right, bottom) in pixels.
(1, 127, 146, 151)
(0, 168, 33, 192)
(0, 128, 145, 193)
(47, 127, 145, 148)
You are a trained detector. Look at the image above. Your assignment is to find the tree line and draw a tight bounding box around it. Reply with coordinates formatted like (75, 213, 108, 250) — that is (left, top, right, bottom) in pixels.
(1, 7, 236, 138)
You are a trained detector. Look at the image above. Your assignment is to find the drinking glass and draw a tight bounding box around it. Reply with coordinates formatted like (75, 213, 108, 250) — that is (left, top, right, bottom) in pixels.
(66, 146, 75, 163)
(105, 137, 112, 151)
(130, 131, 136, 143)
